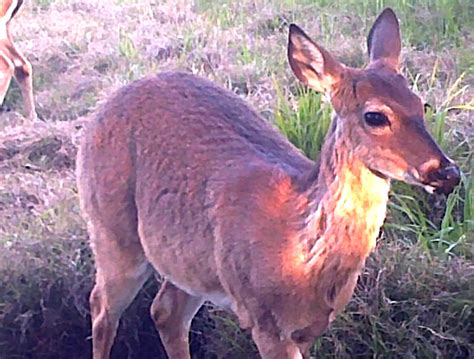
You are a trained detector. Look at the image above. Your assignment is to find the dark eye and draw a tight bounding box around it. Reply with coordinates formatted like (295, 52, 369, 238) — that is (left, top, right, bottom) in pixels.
(364, 112, 390, 127)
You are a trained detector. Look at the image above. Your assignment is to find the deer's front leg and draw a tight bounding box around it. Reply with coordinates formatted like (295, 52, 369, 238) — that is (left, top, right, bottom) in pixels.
(252, 325, 303, 359)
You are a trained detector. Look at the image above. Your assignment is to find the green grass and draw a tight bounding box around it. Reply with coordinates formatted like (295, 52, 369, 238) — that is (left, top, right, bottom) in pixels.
(32, 0, 57, 11)
(387, 175, 473, 258)
(311, 0, 471, 47)
(275, 85, 332, 160)
(197, 0, 473, 47)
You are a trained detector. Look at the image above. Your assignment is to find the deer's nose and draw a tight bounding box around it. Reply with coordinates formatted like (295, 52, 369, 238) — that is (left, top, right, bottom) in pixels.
(433, 165, 460, 182)
(424, 163, 461, 194)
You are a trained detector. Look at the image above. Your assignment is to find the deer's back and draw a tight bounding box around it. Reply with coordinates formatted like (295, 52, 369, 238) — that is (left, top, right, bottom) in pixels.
(78, 72, 312, 296)
(79, 72, 312, 203)
(125, 72, 310, 169)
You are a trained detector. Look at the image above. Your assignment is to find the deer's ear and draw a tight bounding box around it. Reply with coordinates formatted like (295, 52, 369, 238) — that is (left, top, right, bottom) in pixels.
(367, 8, 401, 69)
(288, 24, 344, 94)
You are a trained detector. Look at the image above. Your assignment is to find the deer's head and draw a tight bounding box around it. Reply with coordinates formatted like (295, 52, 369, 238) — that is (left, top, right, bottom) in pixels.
(288, 8, 460, 194)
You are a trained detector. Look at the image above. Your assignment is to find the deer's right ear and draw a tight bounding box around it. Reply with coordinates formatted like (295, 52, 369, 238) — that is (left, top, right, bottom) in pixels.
(288, 24, 344, 94)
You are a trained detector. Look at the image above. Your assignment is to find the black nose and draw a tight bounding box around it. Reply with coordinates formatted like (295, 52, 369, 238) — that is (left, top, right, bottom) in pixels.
(435, 166, 461, 181)
(429, 165, 461, 194)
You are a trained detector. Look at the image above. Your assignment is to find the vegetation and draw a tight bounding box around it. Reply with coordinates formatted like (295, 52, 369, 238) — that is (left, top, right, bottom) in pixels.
(0, 0, 472, 358)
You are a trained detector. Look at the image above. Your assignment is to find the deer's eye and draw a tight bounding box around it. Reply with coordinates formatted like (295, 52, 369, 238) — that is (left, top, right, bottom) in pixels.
(364, 112, 390, 127)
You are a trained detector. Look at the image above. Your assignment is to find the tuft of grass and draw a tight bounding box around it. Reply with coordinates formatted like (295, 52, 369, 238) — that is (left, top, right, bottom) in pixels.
(32, 0, 58, 11)
(275, 84, 332, 160)
(387, 173, 473, 258)
(118, 30, 139, 61)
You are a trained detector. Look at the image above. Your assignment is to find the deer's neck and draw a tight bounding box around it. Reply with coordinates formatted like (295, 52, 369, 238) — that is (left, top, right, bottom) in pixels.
(301, 122, 390, 267)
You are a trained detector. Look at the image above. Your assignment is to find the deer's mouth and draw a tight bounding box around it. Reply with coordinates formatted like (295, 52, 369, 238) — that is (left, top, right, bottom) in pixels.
(405, 167, 461, 195)
(401, 170, 432, 192)
(369, 168, 389, 180)
(368, 166, 441, 194)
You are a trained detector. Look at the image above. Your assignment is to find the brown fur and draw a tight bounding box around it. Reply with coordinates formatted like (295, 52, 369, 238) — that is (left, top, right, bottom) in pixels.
(77, 8, 460, 359)
(0, 0, 36, 120)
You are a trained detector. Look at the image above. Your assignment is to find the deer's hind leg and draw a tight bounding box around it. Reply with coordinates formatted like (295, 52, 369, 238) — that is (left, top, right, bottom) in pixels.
(4, 25, 37, 120)
(151, 280, 203, 359)
(9, 47, 36, 120)
(0, 52, 14, 111)
(13, 54, 35, 120)
(88, 222, 152, 359)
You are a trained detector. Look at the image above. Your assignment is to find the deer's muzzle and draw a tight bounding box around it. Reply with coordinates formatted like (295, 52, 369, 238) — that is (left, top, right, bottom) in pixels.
(421, 163, 461, 195)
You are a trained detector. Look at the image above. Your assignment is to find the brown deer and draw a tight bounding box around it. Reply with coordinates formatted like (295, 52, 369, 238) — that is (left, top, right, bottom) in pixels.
(0, 0, 36, 120)
(77, 8, 460, 359)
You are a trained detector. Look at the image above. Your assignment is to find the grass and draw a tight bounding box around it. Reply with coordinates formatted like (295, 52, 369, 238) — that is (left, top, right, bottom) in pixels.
(275, 85, 332, 160)
(0, 0, 472, 358)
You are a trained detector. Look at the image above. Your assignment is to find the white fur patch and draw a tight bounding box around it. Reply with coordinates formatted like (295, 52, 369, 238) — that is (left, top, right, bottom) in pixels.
(205, 291, 232, 310)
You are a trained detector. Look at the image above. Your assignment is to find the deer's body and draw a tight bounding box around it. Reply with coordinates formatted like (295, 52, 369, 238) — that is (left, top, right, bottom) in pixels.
(0, 0, 36, 120)
(78, 9, 460, 359)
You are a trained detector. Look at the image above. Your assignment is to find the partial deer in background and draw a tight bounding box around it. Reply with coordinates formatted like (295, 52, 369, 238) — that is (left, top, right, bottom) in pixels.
(77, 7, 461, 359)
(0, 0, 37, 120)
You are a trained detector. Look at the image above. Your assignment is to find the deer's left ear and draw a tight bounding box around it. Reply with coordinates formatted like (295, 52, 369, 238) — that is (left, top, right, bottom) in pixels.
(288, 24, 344, 95)
(367, 8, 401, 70)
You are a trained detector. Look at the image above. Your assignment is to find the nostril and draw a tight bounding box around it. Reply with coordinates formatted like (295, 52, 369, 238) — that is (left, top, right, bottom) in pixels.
(429, 165, 461, 195)
(436, 168, 450, 181)
(424, 163, 461, 183)
(438, 166, 461, 181)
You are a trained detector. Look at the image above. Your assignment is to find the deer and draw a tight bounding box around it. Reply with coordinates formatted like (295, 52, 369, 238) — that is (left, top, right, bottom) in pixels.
(0, 0, 37, 120)
(77, 8, 461, 359)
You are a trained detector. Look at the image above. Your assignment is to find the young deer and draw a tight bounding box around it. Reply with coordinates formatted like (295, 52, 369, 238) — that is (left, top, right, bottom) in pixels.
(77, 8, 460, 359)
(0, 0, 36, 120)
